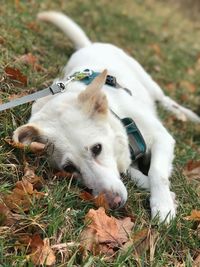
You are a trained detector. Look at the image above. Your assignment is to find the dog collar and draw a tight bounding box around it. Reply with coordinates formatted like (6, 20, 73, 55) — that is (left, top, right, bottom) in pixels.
(0, 69, 146, 161)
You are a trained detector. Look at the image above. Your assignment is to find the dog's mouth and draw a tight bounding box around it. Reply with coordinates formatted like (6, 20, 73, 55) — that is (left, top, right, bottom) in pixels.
(84, 187, 125, 209)
(61, 160, 127, 209)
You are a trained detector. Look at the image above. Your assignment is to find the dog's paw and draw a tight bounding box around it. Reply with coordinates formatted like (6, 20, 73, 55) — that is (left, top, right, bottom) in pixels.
(150, 190, 177, 223)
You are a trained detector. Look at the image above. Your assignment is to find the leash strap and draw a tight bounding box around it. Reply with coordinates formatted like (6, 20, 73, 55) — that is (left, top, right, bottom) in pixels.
(0, 69, 130, 112)
(0, 84, 62, 112)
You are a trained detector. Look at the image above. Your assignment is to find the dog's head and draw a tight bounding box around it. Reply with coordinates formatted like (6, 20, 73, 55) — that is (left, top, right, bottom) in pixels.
(13, 70, 131, 208)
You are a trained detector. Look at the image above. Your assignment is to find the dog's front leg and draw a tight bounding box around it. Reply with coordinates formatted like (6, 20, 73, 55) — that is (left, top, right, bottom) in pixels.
(148, 125, 177, 223)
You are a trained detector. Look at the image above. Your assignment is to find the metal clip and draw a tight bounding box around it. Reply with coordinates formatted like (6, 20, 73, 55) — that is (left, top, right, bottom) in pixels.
(82, 69, 93, 76)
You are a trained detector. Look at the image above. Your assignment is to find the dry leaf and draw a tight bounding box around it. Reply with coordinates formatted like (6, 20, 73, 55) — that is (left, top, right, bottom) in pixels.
(2, 164, 46, 212)
(0, 36, 5, 45)
(183, 160, 200, 181)
(93, 193, 109, 210)
(3, 178, 45, 213)
(80, 207, 134, 256)
(80, 191, 94, 201)
(0, 203, 17, 226)
(180, 80, 196, 93)
(26, 21, 41, 32)
(166, 83, 176, 92)
(23, 163, 45, 190)
(149, 43, 162, 57)
(121, 228, 150, 256)
(185, 210, 200, 221)
(80, 191, 109, 210)
(16, 53, 44, 72)
(17, 53, 37, 66)
(27, 234, 56, 266)
(193, 253, 200, 267)
(5, 66, 27, 86)
(5, 138, 45, 154)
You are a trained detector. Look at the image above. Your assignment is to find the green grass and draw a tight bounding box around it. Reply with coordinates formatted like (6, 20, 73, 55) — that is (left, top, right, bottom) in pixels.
(0, 0, 200, 266)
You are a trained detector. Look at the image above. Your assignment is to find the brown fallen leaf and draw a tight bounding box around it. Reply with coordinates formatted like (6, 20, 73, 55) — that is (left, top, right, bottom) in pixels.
(5, 66, 27, 86)
(27, 234, 56, 266)
(23, 163, 45, 190)
(79, 191, 94, 201)
(193, 253, 200, 267)
(183, 160, 200, 181)
(149, 43, 162, 57)
(26, 21, 41, 32)
(0, 36, 5, 45)
(5, 138, 45, 154)
(121, 228, 151, 256)
(166, 82, 176, 92)
(3, 178, 45, 213)
(180, 80, 196, 93)
(80, 191, 109, 210)
(184, 210, 200, 221)
(17, 53, 37, 66)
(16, 53, 45, 72)
(0, 203, 18, 226)
(80, 207, 134, 256)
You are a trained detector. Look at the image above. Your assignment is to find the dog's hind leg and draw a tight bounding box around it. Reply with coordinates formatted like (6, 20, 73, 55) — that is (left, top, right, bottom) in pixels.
(122, 51, 200, 123)
(158, 95, 200, 123)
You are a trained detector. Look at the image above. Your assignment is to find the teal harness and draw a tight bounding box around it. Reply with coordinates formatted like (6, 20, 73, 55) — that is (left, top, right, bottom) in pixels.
(80, 70, 146, 161)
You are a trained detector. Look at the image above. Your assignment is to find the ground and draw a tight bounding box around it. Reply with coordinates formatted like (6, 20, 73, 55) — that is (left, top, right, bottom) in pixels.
(0, 0, 200, 266)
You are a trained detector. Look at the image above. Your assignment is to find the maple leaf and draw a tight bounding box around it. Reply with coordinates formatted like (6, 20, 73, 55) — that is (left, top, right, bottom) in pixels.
(183, 160, 200, 181)
(2, 163, 46, 213)
(26, 234, 56, 266)
(184, 210, 200, 221)
(80, 207, 134, 256)
(5, 66, 27, 86)
(80, 191, 109, 210)
(3, 178, 46, 213)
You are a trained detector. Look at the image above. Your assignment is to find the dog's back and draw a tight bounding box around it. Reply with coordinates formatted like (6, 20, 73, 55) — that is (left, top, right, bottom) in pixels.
(38, 11, 200, 123)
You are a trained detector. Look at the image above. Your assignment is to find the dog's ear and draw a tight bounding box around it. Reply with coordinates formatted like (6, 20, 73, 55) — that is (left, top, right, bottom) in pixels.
(13, 124, 45, 145)
(78, 69, 108, 117)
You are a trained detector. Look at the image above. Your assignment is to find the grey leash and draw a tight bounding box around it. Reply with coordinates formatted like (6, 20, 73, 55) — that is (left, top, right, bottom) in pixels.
(0, 83, 63, 112)
(0, 69, 131, 112)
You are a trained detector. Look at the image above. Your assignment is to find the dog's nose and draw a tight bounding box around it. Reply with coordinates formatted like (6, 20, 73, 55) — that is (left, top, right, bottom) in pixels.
(105, 194, 125, 209)
(110, 195, 123, 209)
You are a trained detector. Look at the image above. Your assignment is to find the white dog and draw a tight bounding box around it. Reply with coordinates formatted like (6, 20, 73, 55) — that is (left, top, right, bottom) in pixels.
(13, 12, 200, 222)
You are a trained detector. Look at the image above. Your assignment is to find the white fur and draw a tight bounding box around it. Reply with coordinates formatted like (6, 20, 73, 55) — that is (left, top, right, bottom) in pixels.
(13, 12, 200, 222)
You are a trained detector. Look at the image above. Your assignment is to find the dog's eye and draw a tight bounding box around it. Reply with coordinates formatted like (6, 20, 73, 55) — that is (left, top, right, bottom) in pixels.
(91, 144, 102, 157)
(63, 162, 78, 173)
